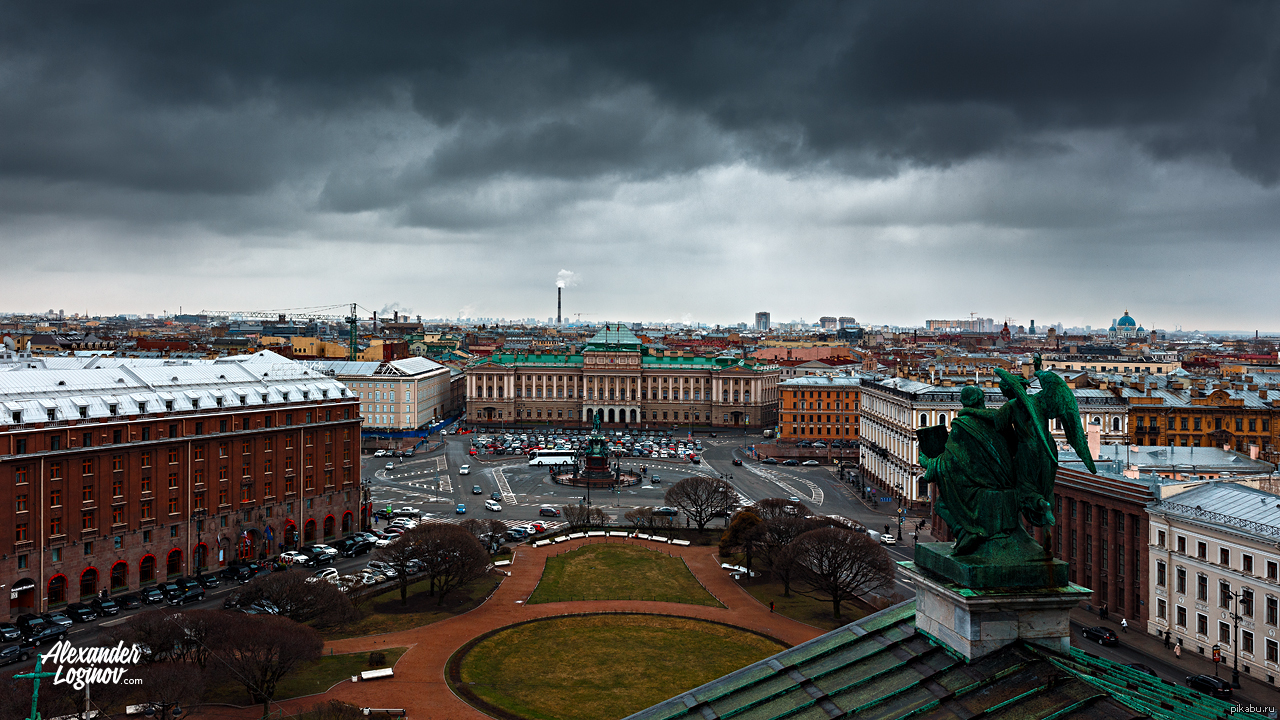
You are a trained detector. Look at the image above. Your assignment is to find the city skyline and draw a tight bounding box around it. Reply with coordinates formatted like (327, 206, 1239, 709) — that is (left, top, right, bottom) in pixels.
(1, 5, 1279, 329)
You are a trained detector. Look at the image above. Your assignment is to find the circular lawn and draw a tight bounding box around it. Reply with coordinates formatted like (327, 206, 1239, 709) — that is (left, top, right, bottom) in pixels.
(450, 614, 786, 720)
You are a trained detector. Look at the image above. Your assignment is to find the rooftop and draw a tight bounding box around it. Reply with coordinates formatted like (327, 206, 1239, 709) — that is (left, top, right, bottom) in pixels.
(626, 600, 1257, 720)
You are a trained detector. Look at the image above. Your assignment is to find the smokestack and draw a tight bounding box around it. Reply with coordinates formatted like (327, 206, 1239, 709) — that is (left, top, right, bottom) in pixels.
(557, 286, 562, 325)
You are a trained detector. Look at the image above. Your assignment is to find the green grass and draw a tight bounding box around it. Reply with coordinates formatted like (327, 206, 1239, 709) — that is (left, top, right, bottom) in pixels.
(527, 543, 722, 606)
(322, 572, 501, 640)
(740, 578, 866, 631)
(458, 615, 784, 720)
(204, 647, 408, 705)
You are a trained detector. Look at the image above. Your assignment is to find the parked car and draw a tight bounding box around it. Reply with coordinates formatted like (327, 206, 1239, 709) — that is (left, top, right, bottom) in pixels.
(168, 588, 206, 606)
(539, 506, 561, 517)
(117, 594, 144, 610)
(802, 460, 821, 466)
(307, 568, 340, 584)
(460, 465, 471, 475)
(0, 623, 21, 642)
(280, 550, 314, 566)
(761, 457, 778, 464)
(65, 604, 99, 623)
(15, 614, 48, 637)
(41, 612, 73, 630)
(485, 499, 502, 512)
(339, 540, 374, 558)
(781, 459, 800, 466)
(23, 624, 66, 647)
(0, 642, 33, 666)
(879, 534, 897, 546)
(90, 597, 121, 616)
(139, 587, 166, 604)
(1079, 626, 1118, 646)
(195, 574, 220, 589)
(506, 527, 529, 540)
(1185, 674, 1232, 699)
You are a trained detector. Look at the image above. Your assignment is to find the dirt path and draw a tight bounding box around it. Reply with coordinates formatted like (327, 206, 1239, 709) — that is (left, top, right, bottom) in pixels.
(195, 537, 825, 719)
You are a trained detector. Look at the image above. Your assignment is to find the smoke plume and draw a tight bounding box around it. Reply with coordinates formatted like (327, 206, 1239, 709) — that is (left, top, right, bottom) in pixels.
(555, 269, 577, 289)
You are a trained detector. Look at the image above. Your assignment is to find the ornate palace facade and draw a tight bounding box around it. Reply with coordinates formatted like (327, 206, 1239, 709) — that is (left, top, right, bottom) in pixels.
(465, 325, 779, 429)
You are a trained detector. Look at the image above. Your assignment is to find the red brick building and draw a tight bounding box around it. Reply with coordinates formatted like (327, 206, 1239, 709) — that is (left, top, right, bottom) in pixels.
(0, 350, 361, 616)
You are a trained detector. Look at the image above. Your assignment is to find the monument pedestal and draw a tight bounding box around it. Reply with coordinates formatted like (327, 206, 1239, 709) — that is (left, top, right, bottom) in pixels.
(913, 540, 1068, 589)
(901, 560, 1091, 661)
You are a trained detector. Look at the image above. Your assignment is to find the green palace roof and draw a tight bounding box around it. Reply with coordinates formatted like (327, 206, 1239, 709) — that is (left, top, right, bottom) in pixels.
(625, 600, 1264, 720)
(584, 323, 644, 350)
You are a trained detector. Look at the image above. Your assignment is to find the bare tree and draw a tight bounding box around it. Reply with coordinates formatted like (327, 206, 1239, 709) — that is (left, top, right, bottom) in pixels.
(133, 661, 206, 715)
(664, 476, 736, 530)
(462, 517, 508, 553)
(226, 570, 358, 626)
(718, 509, 763, 568)
(207, 613, 323, 719)
(624, 506, 655, 530)
(414, 523, 491, 605)
(562, 503, 608, 529)
(374, 523, 433, 605)
(788, 527, 896, 619)
(750, 497, 811, 522)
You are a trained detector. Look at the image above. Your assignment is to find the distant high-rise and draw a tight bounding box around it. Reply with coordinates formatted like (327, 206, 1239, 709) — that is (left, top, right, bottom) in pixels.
(819, 316, 838, 330)
(755, 312, 771, 331)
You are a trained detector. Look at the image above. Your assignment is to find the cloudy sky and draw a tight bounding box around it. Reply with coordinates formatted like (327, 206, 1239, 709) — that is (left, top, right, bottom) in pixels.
(3, 2, 1279, 331)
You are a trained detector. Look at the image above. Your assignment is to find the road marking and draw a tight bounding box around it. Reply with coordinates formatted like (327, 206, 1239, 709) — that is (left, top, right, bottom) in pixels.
(743, 465, 824, 506)
(493, 468, 517, 504)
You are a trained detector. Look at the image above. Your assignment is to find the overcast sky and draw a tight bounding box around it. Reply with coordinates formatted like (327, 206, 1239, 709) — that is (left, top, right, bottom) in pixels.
(3, 2, 1280, 331)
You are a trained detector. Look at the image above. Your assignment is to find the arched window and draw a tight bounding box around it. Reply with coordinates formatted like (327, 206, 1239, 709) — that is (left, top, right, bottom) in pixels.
(304, 519, 316, 542)
(80, 567, 99, 599)
(342, 512, 353, 533)
(48, 575, 67, 605)
(285, 521, 298, 547)
(938, 413, 947, 428)
(139, 555, 156, 583)
(1112, 417, 1121, 432)
(193, 543, 208, 571)
(166, 549, 182, 577)
(323, 515, 335, 539)
(920, 413, 929, 427)
(110, 561, 128, 591)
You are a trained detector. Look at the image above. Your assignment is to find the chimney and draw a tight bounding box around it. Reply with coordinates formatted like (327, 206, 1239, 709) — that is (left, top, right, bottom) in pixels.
(1087, 421, 1101, 461)
(557, 287, 562, 326)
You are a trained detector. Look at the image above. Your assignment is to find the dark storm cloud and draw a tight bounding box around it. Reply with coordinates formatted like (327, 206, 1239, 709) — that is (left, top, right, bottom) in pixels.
(2, 0, 1279, 206)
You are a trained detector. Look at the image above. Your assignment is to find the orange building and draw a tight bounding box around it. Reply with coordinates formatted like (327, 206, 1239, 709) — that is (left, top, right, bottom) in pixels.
(777, 375, 862, 443)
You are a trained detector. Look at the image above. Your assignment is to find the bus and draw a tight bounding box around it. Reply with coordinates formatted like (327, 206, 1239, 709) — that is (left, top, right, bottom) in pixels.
(528, 449, 577, 467)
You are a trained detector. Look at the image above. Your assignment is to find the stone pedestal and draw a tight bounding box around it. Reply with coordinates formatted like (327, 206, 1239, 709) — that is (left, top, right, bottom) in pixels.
(914, 540, 1068, 589)
(901, 561, 1092, 661)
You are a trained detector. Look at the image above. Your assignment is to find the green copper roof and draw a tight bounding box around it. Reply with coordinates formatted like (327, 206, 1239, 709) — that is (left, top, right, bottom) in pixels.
(624, 600, 1264, 720)
(585, 323, 644, 350)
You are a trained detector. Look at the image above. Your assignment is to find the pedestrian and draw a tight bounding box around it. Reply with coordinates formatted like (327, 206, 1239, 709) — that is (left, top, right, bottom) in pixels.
(1120, 618, 1127, 633)
(1099, 602, 1108, 621)
(770, 602, 774, 613)
(1163, 630, 1170, 649)
(1174, 641, 1182, 660)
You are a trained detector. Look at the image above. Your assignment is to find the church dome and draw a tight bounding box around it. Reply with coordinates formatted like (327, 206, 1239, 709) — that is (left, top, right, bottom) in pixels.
(1117, 311, 1137, 327)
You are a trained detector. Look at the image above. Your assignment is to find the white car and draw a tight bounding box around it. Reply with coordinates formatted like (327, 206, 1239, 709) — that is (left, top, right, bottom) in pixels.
(879, 534, 897, 546)
(279, 550, 310, 565)
(311, 544, 339, 558)
(366, 561, 397, 578)
(374, 537, 397, 548)
(484, 499, 502, 512)
(306, 568, 340, 584)
(384, 462, 395, 470)
(459, 465, 471, 475)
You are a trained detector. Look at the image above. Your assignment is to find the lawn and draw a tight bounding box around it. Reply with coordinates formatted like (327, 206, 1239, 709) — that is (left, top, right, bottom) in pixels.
(527, 543, 722, 606)
(204, 647, 408, 705)
(739, 577, 867, 631)
(322, 572, 502, 640)
(456, 614, 784, 720)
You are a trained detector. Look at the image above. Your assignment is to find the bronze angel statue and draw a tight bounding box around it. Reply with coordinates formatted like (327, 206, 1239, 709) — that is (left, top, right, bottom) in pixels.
(919, 355, 1097, 557)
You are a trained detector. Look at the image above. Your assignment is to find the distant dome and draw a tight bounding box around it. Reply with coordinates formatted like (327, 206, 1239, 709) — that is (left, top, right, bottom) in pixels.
(1117, 311, 1137, 327)
(1137, 326, 1146, 332)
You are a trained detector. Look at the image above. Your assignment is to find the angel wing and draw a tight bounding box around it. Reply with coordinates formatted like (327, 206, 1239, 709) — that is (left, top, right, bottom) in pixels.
(1034, 371, 1097, 474)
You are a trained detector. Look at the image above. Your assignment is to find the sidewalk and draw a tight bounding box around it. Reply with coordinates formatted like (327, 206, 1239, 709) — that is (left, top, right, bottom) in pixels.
(1071, 607, 1277, 706)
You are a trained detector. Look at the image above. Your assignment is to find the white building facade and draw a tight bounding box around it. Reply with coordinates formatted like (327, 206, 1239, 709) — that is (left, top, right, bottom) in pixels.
(311, 357, 454, 431)
(1147, 482, 1280, 686)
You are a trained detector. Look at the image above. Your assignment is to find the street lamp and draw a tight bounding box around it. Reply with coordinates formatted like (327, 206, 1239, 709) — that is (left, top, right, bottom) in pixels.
(1225, 588, 1247, 688)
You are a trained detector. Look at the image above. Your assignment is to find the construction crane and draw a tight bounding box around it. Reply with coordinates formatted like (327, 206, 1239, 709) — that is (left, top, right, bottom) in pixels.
(200, 303, 367, 360)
